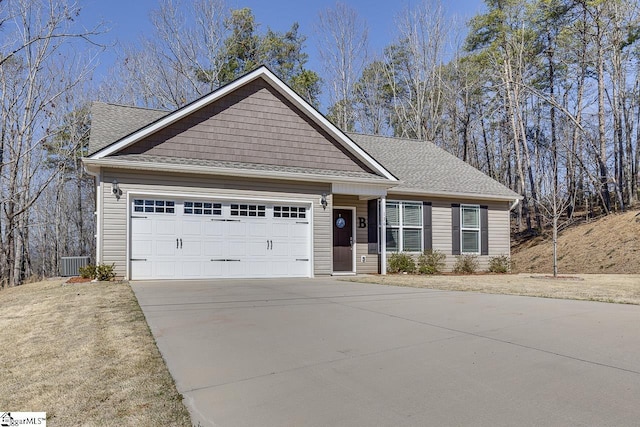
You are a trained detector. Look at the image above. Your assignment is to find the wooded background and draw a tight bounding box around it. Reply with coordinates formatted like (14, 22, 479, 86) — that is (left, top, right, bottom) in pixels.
(1, 0, 638, 286)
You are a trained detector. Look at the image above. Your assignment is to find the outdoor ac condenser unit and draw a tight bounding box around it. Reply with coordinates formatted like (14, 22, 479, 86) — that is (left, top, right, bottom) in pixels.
(60, 256, 91, 277)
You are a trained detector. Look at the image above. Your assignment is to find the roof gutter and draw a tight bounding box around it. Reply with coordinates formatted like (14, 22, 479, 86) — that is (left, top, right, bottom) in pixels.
(81, 158, 399, 189)
(390, 187, 523, 203)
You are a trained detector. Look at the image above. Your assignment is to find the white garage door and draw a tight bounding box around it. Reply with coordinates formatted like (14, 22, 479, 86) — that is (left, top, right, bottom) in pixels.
(130, 198, 311, 280)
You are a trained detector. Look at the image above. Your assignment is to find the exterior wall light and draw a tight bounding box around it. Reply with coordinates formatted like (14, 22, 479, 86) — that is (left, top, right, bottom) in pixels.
(321, 193, 328, 210)
(111, 179, 121, 200)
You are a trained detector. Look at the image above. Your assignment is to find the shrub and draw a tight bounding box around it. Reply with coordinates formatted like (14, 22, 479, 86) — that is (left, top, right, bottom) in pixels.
(453, 255, 478, 274)
(95, 263, 116, 281)
(387, 252, 416, 274)
(488, 255, 511, 273)
(79, 264, 95, 279)
(77, 263, 116, 281)
(417, 250, 446, 275)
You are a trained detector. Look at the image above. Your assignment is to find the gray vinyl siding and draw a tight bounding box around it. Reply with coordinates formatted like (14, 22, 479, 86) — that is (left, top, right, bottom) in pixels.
(99, 168, 331, 278)
(385, 195, 512, 272)
(117, 78, 372, 175)
(333, 195, 379, 274)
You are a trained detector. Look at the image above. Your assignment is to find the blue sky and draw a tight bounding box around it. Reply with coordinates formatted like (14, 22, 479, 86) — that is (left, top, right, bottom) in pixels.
(82, 0, 485, 108)
(83, 0, 485, 68)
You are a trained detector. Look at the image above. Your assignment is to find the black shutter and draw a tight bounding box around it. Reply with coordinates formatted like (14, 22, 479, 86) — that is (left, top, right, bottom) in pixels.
(480, 205, 489, 255)
(423, 202, 432, 251)
(368, 199, 378, 254)
(451, 204, 461, 255)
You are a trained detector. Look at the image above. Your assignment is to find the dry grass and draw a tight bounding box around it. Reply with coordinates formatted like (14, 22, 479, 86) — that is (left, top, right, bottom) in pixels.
(345, 273, 640, 305)
(512, 209, 640, 274)
(0, 279, 191, 426)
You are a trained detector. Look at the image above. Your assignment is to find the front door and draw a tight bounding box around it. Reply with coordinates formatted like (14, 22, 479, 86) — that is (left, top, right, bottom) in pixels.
(333, 209, 353, 272)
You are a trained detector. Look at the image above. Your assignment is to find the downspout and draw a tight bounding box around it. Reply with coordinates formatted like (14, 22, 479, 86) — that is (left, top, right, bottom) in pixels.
(380, 197, 387, 275)
(508, 198, 521, 267)
(83, 163, 102, 265)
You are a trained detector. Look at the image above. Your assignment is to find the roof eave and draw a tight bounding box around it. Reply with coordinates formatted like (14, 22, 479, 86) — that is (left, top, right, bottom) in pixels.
(81, 158, 398, 188)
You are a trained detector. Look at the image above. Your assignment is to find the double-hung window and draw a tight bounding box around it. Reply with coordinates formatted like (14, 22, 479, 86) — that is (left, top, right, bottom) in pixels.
(461, 205, 480, 253)
(385, 201, 422, 252)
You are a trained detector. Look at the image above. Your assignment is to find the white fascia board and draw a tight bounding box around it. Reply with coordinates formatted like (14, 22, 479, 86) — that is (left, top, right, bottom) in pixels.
(257, 68, 397, 182)
(389, 187, 523, 203)
(89, 66, 397, 183)
(82, 158, 398, 188)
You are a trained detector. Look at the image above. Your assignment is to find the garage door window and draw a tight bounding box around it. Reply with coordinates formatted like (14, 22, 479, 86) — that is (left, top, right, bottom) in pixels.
(133, 199, 175, 214)
(274, 206, 306, 219)
(231, 204, 266, 217)
(184, 201, 222, 215)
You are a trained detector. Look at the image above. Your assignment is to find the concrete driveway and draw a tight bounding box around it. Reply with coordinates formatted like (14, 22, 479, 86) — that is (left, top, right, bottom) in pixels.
(131, 278, 640, 427)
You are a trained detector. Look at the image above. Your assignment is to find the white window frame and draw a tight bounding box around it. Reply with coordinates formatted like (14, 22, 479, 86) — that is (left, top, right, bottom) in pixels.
(133, 199, 176, 214)
(380, 200, 423, 253)
(461, 204, 481, 254)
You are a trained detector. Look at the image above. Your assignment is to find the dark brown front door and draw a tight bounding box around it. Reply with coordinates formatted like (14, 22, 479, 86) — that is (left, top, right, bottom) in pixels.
(333, 209, 353, 272)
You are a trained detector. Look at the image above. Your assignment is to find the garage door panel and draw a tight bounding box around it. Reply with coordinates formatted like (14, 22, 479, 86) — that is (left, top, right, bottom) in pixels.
(154, 260, 177, 278)
(270, 260, 290, 276)
(290, 260, 309, 276)
(227, 221, 247, 236)
(290, 223, 309, 238)
(131, 261, 152, 279)
(181, 219, 203, 236)
(271, 223, 290, 238)
(227, 241, 247, 257)
(132, 218, 152, 235)
(156, 238, 178, 256)
(246, 240, 268, 257)
(154, 219, 177, 235)
(203, 260, 226, 277)
(227, 261, 247, 277)
(130, 199, 311, 279)
(270, 240, 290, 257)
(181, 260, 203, 278)
(203, 240, 225, 257)
(288, 241, 308, 258)
(204, 221, 225, 237)
(132, 239, 153, 258)
(248, 222, 268, 237)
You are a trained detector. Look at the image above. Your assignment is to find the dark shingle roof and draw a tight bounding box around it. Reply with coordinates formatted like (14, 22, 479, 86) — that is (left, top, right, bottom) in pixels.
(348, 133, 519, 199)
(88, 102, 168, 155)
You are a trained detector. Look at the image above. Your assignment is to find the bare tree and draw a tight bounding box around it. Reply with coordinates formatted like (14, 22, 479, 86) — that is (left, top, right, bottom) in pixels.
(315, 2, 368, 131)
(0, 0, 103, 286)
(384, 0, 448, 141)
(111, 0, 229, 109)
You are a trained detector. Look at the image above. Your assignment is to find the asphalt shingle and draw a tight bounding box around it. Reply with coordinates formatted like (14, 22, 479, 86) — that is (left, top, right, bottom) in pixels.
(348, 133, 519, 199)
(88, 102, 168, 155)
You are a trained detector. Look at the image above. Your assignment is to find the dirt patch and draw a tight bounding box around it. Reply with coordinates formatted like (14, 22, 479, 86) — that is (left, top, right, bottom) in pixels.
(65, 276, 92, 283)
(345, 273, 640, 305)
(512, 210, 640, 274)
(0, 279, 191, 426)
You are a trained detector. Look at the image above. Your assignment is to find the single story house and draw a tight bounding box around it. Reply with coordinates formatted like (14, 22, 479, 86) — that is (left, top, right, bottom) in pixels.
(83, 66, 520, 280)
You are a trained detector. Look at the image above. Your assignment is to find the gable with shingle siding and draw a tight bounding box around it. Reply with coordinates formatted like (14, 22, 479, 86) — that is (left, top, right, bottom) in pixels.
(110, 78, 374, 174)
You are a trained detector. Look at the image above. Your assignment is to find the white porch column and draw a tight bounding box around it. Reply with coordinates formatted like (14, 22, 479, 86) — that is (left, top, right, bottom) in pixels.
(380, 196, 386, 275)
